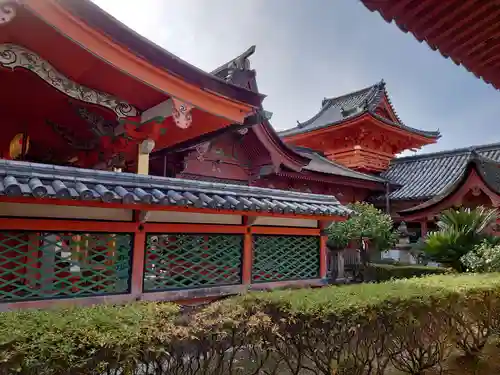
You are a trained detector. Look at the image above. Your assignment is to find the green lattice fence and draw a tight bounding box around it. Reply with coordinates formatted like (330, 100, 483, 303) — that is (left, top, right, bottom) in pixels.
(0, 231, 132, 302)
(144, 234, 243, 291)
(252, 235, 320, 282)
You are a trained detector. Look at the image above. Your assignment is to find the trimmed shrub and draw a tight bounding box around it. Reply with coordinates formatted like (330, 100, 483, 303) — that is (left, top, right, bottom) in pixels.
(209, 274, 500, 374)
(0, 302, 180, 375)
(367, 263, 451, 281)
(3, 274, 500, 374)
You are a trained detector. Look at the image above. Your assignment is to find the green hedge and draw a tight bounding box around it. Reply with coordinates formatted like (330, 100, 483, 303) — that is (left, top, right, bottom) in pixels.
(0, 303, 180, 374)
(367, 263, 451, 281)
(3, 274, 500, 374)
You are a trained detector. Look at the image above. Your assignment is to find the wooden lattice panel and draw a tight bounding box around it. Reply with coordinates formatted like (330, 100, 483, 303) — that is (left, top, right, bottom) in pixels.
(0, 231, 132, 301)
(144, 234, 243, 291)
(252, 235, 320, 282)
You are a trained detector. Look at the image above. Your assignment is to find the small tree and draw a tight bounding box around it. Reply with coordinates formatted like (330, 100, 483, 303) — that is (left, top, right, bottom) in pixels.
(326, 202, 397, 263)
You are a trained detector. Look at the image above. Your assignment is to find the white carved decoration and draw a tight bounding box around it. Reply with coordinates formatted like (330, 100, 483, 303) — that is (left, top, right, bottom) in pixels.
(171, 97, 193, 129)
(237, 127, 249, 135)
(0, 2, 16, 25)
(0, 44, 138, 118)
(471, 186, 482, 197)
(195, 142, 211, 161)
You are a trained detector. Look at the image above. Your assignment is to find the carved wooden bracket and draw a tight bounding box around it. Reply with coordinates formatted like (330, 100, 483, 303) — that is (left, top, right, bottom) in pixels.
(172, 97, 193, 129)
(0, 43, 138, 118)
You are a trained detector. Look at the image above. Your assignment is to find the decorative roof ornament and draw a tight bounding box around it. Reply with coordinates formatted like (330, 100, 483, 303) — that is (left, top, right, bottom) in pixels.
(171, 97, 193, 129)
(0, 44, 138, 118)
(0, 1, 16, 25)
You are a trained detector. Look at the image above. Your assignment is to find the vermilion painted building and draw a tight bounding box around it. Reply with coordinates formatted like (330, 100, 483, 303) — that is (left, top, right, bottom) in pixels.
(0, 0, 354, 310)
(0, 0, 499, 310)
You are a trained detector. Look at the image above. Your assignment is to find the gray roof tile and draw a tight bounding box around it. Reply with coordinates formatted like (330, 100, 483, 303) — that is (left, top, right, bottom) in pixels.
(382, 143, 500, 200)
(293, 146, 386, 183)
(278, 81, 440, 139)
(399, 152, 500, 215)
(0, 160, 351, 217)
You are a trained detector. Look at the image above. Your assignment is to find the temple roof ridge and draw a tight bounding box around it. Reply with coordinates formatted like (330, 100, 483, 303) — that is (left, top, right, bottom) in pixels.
(211, 46, 256, 76)
(277, 80, 439, 139)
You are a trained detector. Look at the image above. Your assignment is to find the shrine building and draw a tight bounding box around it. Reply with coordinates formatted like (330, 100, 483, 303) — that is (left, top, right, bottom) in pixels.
(1, 0, 500, 310)
(0, 0, 353, 310)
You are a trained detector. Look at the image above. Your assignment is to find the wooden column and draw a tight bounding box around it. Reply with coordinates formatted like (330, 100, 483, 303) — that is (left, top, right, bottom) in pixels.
(242, 217, 254, 285)
(319, 235, 328, 279)
(242, 228, 253, 285)
(337, 251, 345, 279)
(319, 220, 333, 280)
(421, 220, 428, 238)
(130, 230, 146, 298)
(137, 139, 155, 175)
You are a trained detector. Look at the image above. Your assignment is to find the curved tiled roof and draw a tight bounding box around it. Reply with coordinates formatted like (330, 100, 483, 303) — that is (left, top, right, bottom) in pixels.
(0, 160, 351, 217)
(56, 0, 264, 107)
(293, 147, 386, 184)
(278, 81, 440, 139)
(383, 143, 500, 200)
(399, 152, 500, 215)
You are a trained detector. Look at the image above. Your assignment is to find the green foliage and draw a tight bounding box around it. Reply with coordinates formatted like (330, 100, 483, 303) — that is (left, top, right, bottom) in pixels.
(223, 273, 500, 374)
(5, 274, 500, 374)
(366, 263, 451, 282)
(326, 202, 397, 252)
(423, 206, 499, 271)
(0, 303, 179, 374)
(461, 240, 500, 273)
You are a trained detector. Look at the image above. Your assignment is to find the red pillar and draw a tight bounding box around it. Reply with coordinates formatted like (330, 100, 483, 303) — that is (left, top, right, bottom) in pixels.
(130, 230, 146, 298)
(242, 227, 253, 285)
(421, 220, 428, 238)
(320, 235, 328, 279)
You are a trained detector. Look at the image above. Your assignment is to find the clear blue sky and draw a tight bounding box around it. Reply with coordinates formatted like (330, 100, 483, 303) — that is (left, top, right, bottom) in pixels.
(92, 0, 500, 155)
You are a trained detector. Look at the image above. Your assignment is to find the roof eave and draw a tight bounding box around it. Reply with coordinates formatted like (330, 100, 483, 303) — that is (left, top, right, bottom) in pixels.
(46, 0, 265, 108)
(398, 157, 500, 217)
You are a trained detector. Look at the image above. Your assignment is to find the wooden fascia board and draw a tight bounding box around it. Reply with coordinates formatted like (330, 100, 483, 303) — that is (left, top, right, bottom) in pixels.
(25, 0, 255, 123)
(377, 95, 401, 124)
